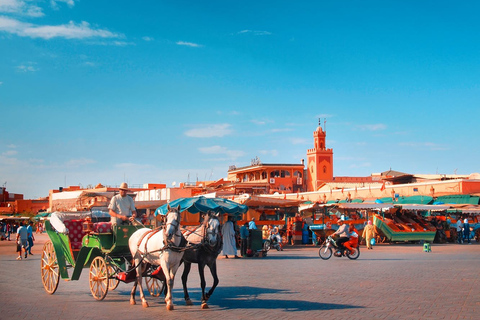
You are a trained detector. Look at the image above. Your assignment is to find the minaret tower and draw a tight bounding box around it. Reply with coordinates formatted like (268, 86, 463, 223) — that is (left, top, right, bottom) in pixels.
(306, 119, 334, 191)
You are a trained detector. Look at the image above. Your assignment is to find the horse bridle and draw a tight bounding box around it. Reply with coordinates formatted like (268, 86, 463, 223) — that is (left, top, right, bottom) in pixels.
(202, 214, 220, 246)
(164, 209, 181, 245)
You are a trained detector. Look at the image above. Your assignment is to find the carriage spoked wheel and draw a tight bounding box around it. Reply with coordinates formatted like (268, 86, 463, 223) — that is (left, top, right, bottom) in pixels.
(107, 264, 120, 291)
(40, 240, 60, 294)
(89, 256, 109, 300)
(145, 277, 163, 297)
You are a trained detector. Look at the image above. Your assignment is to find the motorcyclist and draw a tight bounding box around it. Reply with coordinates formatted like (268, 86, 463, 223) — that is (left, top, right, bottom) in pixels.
(331, 219, 350, 254)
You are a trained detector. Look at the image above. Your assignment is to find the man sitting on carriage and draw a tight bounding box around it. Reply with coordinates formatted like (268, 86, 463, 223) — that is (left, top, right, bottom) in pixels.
(108, 183, 137, 226)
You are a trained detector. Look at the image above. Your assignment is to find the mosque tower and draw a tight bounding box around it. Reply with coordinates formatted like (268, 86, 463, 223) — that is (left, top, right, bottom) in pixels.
(306, 120, 334, 191)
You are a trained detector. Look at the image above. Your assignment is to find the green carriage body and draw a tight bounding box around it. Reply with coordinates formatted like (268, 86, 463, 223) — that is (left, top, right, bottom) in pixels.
(45, 219, 141, 280)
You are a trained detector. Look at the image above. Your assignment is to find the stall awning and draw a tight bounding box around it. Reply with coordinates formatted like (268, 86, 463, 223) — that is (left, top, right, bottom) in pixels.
(338, 203, 394, 210)
(396, 195, 433, 205)
(395, 204, 449, 211)
(239, 195, 305, 208)
(435, 195, 480, 205)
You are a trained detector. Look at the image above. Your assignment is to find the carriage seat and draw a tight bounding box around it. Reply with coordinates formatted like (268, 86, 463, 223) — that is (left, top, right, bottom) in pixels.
(93, 222, 112, 233)
(64, 219, 86, 250)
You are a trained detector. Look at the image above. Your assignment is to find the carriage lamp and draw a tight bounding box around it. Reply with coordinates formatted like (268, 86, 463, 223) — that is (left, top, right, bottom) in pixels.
(83, 217, 94, 234)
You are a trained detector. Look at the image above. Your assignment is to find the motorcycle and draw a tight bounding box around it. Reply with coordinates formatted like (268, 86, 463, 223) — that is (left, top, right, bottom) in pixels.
(263, 234, 283, 251)
(318, 235, 360, 260)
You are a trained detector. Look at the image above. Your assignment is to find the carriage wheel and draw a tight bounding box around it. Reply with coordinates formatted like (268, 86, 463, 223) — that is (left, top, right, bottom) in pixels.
(89, 256, 109, 300)
(145, 277, 163, 297)
(107, 264, 120, 291)
(40, 240, 60, 294)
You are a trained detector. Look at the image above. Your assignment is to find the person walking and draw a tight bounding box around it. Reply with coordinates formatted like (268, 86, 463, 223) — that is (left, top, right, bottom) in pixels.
(108, 182, 137, 226)
(222, 216, 239, 259)
(16, 222, 28, 260)
(362, 220, 376, 249)
(463, 216, 471, 244)
(6, 223, 11, 241)
(26, 221, 35, 255)
(456, 218, 464, 244)
(239, 222, 249, 257)
(248, 217, 257, 230)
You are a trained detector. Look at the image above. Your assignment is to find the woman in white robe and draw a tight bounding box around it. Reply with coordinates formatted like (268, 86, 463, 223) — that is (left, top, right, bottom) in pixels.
(222, 217, 239, 259)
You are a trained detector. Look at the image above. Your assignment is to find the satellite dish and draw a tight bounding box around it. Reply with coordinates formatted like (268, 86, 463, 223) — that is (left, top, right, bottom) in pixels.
(172, 181, 177, 187)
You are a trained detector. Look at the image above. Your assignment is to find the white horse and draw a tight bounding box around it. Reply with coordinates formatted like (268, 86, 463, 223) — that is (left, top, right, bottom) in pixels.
(128, 205, 184, 310)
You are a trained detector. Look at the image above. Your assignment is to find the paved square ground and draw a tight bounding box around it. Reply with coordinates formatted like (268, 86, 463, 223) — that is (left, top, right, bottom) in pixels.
(1, 233, 479, 319)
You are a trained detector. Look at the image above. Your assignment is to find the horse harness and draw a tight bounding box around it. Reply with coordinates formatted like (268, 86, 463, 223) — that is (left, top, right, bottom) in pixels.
(136, 213, 185, 257)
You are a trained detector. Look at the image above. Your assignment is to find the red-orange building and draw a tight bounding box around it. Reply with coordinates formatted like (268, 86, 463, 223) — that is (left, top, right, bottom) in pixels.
(306, 125, 334, 191)
(227, 161, 305, 195)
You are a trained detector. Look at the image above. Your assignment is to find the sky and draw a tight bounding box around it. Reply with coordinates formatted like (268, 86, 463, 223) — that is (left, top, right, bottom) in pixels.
(1, 1, 480, 199)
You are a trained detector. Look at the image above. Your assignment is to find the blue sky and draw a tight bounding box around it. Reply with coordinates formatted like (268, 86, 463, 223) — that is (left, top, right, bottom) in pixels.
(1, 1, 479, 199)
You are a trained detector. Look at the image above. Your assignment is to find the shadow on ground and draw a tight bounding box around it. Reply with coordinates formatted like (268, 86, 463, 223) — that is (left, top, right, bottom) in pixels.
(163, 286, 363, 312)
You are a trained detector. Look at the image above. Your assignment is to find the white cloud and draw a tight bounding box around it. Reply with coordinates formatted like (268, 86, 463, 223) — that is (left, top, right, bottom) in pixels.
(238, 30, 272, 36)
(198, 145, 245, 160)
(65, 158, 96, 167)
(0, 81, 3, 85)
(185, 124, 233, 138)
(0, 0, 44, 17)
(259, 149, 279, 157)
(349, 162, 372, 169)
(0, 17, 122, 40)
(289, 138, 309, 145)
(399, 142, 447, 151)
(356, 124, 387, 131)
(50, 0, 75, 10)
(2, 150, 17, 156)
(271, 128, 293, 133)
(142, 36, 153, 41)
(16, 63, 38, 72)
(176, 41, 202, 47)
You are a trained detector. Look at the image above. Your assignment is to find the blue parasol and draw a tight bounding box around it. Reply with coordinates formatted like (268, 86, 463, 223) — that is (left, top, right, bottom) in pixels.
(155, 196, 248, 216)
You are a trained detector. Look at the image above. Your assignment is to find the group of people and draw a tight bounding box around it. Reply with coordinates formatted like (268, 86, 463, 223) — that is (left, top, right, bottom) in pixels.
(331, 218, 377, 255)
(1, 221, 12, 241)
(15, 221, 35, 260)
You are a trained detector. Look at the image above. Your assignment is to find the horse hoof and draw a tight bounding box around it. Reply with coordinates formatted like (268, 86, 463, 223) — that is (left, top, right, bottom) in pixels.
(186, 299, 193, 306)
(142, 301, 149, 308)
(130, 299, 136, 305)
(201, 303, 209, 309)
(167, 304, 174, 311)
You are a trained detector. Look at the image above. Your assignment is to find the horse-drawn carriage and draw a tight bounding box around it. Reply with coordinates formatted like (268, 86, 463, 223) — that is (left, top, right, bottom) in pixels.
(41, 196, 248, 310)
(40, 211, 163, 300)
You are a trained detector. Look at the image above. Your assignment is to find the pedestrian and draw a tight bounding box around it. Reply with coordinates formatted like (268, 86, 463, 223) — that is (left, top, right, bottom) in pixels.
(287, 220, 293, 245)
(362, 220, 376, 249)
(108, 182, 137, 226)
(6, 223, 11, 241)
(463, 216, 471, 244)
(456, 217, 464, 244)
(239, 222, 249, 257)
(222, 216, 239, 259)
(26, 221, 35, 255)
(248, 217, 257, 229)
(16, 222, 28, 260)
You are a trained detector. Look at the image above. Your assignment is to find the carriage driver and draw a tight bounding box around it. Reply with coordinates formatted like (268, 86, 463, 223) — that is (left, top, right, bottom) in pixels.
(108, 182, 137, 226)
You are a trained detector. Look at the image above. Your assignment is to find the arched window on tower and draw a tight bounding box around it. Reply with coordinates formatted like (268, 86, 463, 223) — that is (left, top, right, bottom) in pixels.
(323, 165, 327, 174)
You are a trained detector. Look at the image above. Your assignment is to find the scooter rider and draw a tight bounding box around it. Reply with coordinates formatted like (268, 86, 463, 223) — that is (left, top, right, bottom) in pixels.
(331, 219, 350, 253)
